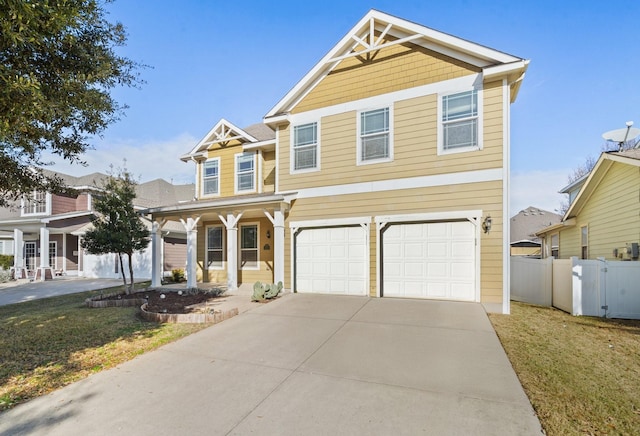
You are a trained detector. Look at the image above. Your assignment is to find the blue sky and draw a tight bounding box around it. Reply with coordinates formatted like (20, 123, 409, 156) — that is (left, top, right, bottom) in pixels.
(48, 0, 640, 215)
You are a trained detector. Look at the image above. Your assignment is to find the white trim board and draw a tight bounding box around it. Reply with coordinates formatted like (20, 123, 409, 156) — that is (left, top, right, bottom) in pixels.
(288, 74, 480, 125)
(292, 168, 502, 199)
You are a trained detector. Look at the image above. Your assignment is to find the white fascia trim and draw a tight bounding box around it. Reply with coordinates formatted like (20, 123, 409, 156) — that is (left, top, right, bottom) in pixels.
(41, 211, 93, 223)
(190, 118, 259, 156)
(289, 216, 371, 229)
(502, 78, 511, 315)
(294, 168, 502, 200)
(482, 60, 529, 81)
(288, 74, 480, 126)
(242, 140, 276, 152)
(375, 210, 482, 226)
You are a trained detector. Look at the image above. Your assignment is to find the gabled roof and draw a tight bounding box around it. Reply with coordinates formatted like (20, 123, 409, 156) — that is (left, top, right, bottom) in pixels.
(510, 206, 562, 243)
(181, 119, 275, 161)
(264, 9, 528, 121)
(564, 150, 640, 220)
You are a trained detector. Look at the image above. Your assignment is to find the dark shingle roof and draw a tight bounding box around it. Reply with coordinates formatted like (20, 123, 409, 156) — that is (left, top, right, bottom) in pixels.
(243, 123, 275, 142)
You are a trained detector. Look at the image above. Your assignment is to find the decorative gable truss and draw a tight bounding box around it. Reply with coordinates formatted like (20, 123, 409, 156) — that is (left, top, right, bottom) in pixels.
(181, 119, 260, 161)
(265, 9, 529, 123)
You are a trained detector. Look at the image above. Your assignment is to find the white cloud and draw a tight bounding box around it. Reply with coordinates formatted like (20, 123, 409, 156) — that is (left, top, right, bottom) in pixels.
(510, 169, 569, 217)
(45, 133, 198, 184)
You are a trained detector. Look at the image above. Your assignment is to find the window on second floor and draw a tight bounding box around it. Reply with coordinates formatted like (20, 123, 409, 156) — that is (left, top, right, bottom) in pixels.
(440, 89, 481, 154)
(202, 158, 220, 196)
(235, 152, 255, 193)
(22, 190, 48, 216)
(292, 122, 318, 172)
(358, 107, 392, 164)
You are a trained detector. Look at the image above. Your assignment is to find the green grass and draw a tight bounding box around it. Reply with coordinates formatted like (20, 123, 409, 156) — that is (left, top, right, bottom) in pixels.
(489, 302, 640, 435)
(0, 287, 210, 411)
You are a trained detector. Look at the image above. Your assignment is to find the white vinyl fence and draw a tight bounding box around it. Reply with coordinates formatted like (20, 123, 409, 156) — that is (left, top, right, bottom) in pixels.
(511, 256, 640, 319)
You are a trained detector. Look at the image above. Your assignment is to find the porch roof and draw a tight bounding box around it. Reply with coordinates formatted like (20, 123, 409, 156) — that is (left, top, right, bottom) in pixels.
(142, 192, 297, 220)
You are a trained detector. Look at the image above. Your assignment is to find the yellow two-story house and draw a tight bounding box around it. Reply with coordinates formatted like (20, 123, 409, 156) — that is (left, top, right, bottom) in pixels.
(146, 10, 529, 314)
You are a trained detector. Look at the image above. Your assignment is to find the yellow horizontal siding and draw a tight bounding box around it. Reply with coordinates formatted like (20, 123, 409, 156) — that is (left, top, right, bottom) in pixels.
(279, 85, 504, 192)
(284, 180, 503, 302)
(559, 163, 640, 259)
(197, 217, 274, 285)
(293, 39, 479, 114)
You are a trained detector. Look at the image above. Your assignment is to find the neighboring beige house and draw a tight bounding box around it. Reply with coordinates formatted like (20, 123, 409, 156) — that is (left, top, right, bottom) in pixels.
(0, 171, 193, 280)
(510, 206, 562, 257)
(537, 149, 640, 261)
(145, 9, 529, 313)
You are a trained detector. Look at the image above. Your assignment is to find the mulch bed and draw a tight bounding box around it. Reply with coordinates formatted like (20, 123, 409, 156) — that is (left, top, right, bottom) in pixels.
(98, 289, 223, 314)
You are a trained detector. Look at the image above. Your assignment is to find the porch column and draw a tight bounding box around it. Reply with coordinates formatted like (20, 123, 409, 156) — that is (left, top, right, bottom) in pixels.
(264, 208, 285, 286)
(150, 219, 166, 287)
(77, 235, 84, 276)
(13, 229, 24, 279)
(180, 216, 201, 289)
(219, 212, 243, 290)
(38, 226, 52, 281)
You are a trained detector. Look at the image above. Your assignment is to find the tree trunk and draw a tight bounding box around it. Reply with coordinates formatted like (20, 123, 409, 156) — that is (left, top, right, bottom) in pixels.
(118, 253, 128, 294)
(127, 252, 135, 294)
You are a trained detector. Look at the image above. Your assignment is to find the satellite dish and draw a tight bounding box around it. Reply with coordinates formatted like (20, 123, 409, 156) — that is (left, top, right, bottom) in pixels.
(602, 121, 640, 150)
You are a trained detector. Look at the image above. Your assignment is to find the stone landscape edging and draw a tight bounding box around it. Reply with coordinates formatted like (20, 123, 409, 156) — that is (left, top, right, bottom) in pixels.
(138, 303, 239, 324)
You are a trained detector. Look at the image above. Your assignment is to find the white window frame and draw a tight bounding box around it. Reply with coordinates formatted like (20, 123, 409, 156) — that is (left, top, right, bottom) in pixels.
(49, 241, 57, 270)
(581, 225, 588, 259)
(356, 106, 393, 165)
(437, 88, 483, 155)
(235, 152, 256, 194)
(290, 121, 320, 173)
(206, 225, 225, 270)
(201, 158, 220, 197)
(22, 191, 50, 216)
(24, 241, 36, 270)
(239, 222, 259, 270)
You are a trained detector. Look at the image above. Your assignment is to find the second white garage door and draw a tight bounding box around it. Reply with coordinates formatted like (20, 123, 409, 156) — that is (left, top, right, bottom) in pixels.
(295, 226, 367, 295)
(382, 221, 476, 301)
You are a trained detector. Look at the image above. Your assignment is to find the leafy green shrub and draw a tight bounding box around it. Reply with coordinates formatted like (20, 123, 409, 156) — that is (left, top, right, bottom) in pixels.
(251, 281, 283, 302)
(0, 255, 13, 270)
(0, 269, 11, 283)
(171, 269, 185, 282)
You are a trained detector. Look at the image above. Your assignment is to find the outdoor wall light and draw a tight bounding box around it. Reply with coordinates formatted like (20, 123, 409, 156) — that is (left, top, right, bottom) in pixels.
(483, 215, 492, 234)
(266, 230, 271, 239)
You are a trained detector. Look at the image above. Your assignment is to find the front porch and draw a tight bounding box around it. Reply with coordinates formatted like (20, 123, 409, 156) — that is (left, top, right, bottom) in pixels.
(145, 193, 293, 290)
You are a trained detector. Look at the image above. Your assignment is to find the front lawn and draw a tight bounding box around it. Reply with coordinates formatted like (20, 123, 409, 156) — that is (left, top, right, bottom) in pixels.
(0, 287, 210, 411)
(489, 302, 640, 435)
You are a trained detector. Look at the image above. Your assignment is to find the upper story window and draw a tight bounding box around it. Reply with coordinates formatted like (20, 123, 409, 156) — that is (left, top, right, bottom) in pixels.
(292, 122, 319, 172)
(22, 190, 48, 216)
(439, 89, 481, 154)
(202, 158, 220, 196)
(235, 152, 256, 193)
(358, 107, 392, 164)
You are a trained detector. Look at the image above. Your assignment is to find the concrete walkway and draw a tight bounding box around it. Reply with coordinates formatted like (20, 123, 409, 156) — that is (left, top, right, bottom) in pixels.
(0, 277, 146, 306)
(0, 294, 542, 435)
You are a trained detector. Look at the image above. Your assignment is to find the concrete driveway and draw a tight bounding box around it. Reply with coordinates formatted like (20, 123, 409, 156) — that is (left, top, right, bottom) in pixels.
(0, 294, 542, 435)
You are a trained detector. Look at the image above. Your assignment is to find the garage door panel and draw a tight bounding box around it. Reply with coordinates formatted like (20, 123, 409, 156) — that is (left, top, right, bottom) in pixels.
(296, 226, 367, 295)
(383, 221, 476, 301)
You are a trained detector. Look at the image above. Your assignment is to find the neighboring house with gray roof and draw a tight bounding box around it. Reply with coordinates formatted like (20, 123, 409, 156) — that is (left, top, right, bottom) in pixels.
(537, 149, 640, 260)
(510, 206, 562, 257)
(0, 170, 193, 280)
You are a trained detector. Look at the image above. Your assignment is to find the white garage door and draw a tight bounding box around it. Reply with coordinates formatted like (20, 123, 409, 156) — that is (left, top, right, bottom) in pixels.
(295, 226, 367, 295)
(382, 221, 476, 301)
